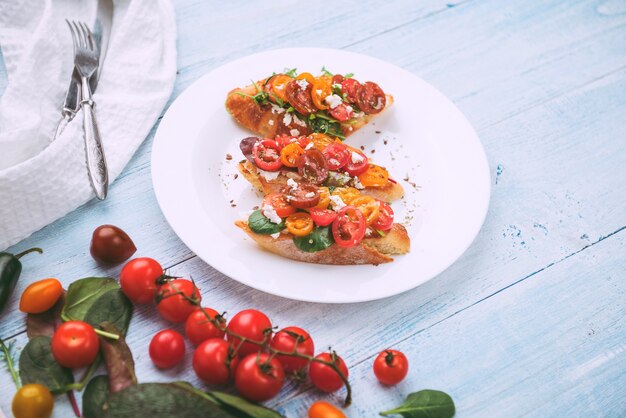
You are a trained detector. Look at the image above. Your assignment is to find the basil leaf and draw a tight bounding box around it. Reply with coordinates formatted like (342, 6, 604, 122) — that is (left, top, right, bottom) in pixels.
(83, 375, 109, 418)
(84, 289, 133, 336)
(19, 336, 74, 393)
(293, 226, 334, 253)
(380, 390, 455, 418)
(248, 210, 284, 235)
(61, 277, 119, 322)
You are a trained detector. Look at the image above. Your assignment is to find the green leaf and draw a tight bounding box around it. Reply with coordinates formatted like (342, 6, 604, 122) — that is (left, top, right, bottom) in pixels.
(380, 390, 455, 418)
(284, 68, 298, 78)
(83, 375, 109, 418)
(206, 391, 285, 418)
(321, 66, 334, 76)
(344, 72, 355, 78)
(61, 277, 119, 322)
(84, 289, 133, 336)
(293, 226, 335, 253)
(248, 210, 285, 235)
(308, 114, 345, 139)
(325, 171, 352, 187)
(19, 336, 74, 393)
(98, 322, 137, 394)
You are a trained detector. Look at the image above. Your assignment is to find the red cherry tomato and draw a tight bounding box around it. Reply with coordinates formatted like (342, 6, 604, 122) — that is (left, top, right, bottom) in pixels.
(226, 309, 272, 357)
(120, 257, 163, 304)
(156, 279, 201, 323)
(193, 338, 239, 385)
(51, 321, 99, 369)
(322, 143, 350, 171)
(149, 329, 186, 369)
(253, 139, 283, 171)
(331, 206, 366, 248)
(309, 208, 338, 227)
(235, 353, 285, 402)
(185, 307, 226, 346)
(309, 352, 349, 393)
(344, 150, 369, 176)
(341, 78, 362, 104)
(328, 103, 354, 122)
(373, 349, 409, 385)
(262, 193, 296, 218)
(372, 202, 394, 232)
(90, 224, 137, 265)
(270, 326, 315, 373)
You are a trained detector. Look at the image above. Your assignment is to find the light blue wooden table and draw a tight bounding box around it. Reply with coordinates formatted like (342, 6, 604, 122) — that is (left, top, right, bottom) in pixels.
(1, 0, 625, 416)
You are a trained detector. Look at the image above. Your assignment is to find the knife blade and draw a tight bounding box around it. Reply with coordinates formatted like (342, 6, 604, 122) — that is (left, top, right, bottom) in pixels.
(53, 0, 113, 140)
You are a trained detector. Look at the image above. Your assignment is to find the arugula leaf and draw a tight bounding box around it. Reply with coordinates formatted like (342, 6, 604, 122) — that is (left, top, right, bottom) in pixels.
(321, 66, 334, 76)
(248, 210, 285, 235)
(308, 114, 345, 139)
(284, 68, 298, 78)
(293, 226, 335, 252)
(380, 390, 455, 418)
(344, 72, 355, 78)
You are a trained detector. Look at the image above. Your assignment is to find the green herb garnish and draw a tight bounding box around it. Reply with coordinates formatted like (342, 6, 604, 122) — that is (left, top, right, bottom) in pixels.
(284, 68, 298, 78)
(248, 210, 285, 235)
(293, 226, 335, 252)
(321, 66, 334, 76)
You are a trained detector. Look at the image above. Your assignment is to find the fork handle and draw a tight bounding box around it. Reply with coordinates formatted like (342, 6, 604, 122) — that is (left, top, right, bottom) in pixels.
(81, 81, 109, 200)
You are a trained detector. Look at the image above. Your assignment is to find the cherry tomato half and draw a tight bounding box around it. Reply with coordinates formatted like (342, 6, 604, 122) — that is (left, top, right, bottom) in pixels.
(156, 279, 201, 323)
(372, 202, 394, 232)
(285, 213, 315, 237)
(263, 193, 296, 218)
(149, 329, 186, 369)
(90, 224, 136, 265)
(307, 133, 334, 152)
(311, 76, 333, 110)
(351, 196, 381, 226)
(235, 353, 285, 402)
(120, 257, 163, 304)
(226, 309, 272, 357)
(51, 321, 99, 369)
(284, 183, 320, 209)
(286, 79, 316, 115)
(280, 143, 305, 168)
(253, 139, 283, 172)
(373, 349, 409, 385)
(358, 164, 389, 187)
(12, 384, 54, 418)
(309, 208, 338, 227)
(185, 307, 226, 346)
(328, 103, 354, 122)
(332, 206, 366, 248)
(308, 401, 346, 418)
(309, 352, 349, 393)
(311, 187, 331, 210)
(357, 81, 386, 114)
(270, 326, 315, 373)
(264, 74, 292, 103)
(322, 143, 350, 171)
(331, 187, 361, 205)
(297, 148, 329, 185)
(344, 150, 369, 176)
(19, 278, 63, 314)
(341, 78, 362, 104)
(193, 338, 239, 385)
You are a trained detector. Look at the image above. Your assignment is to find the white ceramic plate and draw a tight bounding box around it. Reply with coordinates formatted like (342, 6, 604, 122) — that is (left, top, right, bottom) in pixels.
(152, 48, 490, 303)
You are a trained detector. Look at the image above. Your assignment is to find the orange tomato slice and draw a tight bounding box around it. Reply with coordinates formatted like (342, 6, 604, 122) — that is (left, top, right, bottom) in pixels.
(331, 187, 361, 205)
(280, 143, 305, 167)
(296, 72, 315, 85)
(358, 164, 389, 187)
(350, 196, 381, 226)
(307, 133, 334, 152)
(266, 74, 292, 103)
(285, 212, 314, 237)
(311, 76, 333, 110)
(311, 186, 331, 210)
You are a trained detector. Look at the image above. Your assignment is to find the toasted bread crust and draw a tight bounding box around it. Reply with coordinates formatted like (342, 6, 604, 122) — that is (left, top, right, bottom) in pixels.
(235, 221, 409, 265)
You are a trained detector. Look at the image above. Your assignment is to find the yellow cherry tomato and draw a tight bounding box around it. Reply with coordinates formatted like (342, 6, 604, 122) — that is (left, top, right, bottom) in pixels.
(331, 187, 361, 205)
(285, 213, 314, 237)
(307, 133, 335, 152)
(351, 195, 381, 226)
(308, 401, 347, 418)
(265, 74, 292, 103)
(311, 76, 333, 110)
(358, 164, 389, 187)
(12, 384, 54, 418)
(19, 278, 63, 314)
(296, 72, 316, 85)
(314, 187, 331, 210)
(280, 143, 305, 167)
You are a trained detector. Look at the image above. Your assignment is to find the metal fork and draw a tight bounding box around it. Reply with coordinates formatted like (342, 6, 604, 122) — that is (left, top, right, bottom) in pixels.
(66, 20, 109, 200)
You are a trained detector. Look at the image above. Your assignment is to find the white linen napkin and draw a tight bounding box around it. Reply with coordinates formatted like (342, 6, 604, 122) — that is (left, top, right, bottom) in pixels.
(0, 0, 177, 250)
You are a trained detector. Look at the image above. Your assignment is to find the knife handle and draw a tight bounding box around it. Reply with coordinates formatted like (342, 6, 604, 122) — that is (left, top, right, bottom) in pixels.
(82, 100, 109, 200)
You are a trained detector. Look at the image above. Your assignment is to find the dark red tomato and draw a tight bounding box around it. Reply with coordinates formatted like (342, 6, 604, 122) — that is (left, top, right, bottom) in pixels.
(373, 349, 409, 385)
(226, 309, 272, 357)
(344, 150, 369, 176)
(372, 202, 394, 232)
(284, 183, 320, 209)
(297, 149, 329, 185)
(328, 103, 354, 122)
(285, 79, 316, 115)
(156, 279, 201, 323)
(239, 136, 259, 163)
(193, 338, 239, 385)
(185, 307, 226, 346)
(332, 74, 345, 85)
(235, 353, 285, 402)
(253, 139, 283, 171)
(332, 206, 366, 248)
(51, 321, 99, 369)
(309, 352, 349, 393)
(357, 81, 386, 114)
(149, 329, 186, 369)
(270, 327, 315, 373)
(263, 193, 297, 218)
(90, 224, 136, 265)
(341, 78, 362, 103)
(309, 208, 338, 227)
(120, 257, 163, 304)
(322, 143, 350, 170)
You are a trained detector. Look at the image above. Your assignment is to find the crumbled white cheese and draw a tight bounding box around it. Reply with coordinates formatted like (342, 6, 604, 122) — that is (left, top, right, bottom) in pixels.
(329, 195, 347, 211)
(328, 158, 340, 167)
(258, 169, 280, 181)
(316, 89, 323, 95)
(275, 84, 284, 90)
(268, 119, 274, 126)
(296, 79, 309, 90)
(305, 142, 315, 150)
(346, 105, 353, 113)
(351, 151, 365, 164)
(292, 115, 307, 127)
(262, 204, 283, 224)
(375, 96, 384, 109)
(290, 129, 300, 136)
(287, 178, 299, 190)
(270, 232, 280, 239)
(271, 104, 285, 114)
(283, 113, 292, 126)
(324, 94, 343, 109)
(353, 176, 365, 189)
(304, 192, 315, 198)
(354, 111, 365, 118)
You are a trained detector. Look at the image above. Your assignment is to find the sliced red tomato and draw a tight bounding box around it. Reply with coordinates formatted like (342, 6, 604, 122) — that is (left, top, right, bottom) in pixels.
(253, 139, 283, 171)
(275, 135, 309, 149)
(297, 148, 329, 185)
(341, 78, 362, 103)
(357, 81, 386, 114)
(344, 150, 369, 176)
(309, 208, 338, 227)
(332, 74, 345, 85)
(372, 202, 394, 231)
(322, 143, 350, 171)
(328, 103, 354, 122)
(331, 206, 366, 247)
(263, 193, 296, 218)
(284, 183, 320, 209)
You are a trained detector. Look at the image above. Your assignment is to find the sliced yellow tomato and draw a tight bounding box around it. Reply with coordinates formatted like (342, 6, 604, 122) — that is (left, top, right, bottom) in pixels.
(280, 143, 305, 167)
(312, 187, 331, 210)
(285, 213, 314, 237)
(296, 72, 315, 85)
(311, 76, 333, 110)
(351, 196, 381, 226)
(266, 74, 292, 103)
(358, 164, 389, 187)
(307, 133, 334, 152)
(331, 187, 361, 205)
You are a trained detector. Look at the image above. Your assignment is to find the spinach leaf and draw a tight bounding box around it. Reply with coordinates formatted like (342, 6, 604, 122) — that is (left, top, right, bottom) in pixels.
(204, 391, 284, 418)
(248, 210, 284, 235)
(83, 375, 109, 418)
(19, 336, 74, 393)
(308, 114, 345, 139)
(61, 277, 119, 322)
(84, 289, 133, 336)
(380, 390, 455, 418)
(98, 322, 137, 394)
(293, 226, 334, 252)
(26, 292, 65, 339)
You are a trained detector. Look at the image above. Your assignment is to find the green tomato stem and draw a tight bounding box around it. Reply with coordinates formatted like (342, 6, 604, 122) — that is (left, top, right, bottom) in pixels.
(0, 338, 20, 389)
(95, 329, 119, 340)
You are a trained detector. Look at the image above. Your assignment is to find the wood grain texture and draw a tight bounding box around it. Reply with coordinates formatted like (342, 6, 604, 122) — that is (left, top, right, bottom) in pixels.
(1, 0, 625, 417)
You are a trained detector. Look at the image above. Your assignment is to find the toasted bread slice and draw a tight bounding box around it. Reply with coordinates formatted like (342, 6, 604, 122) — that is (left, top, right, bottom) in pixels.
(238, 160, 404, 202)
(225, 82, 393, 138)
(235, 221, 409, 265)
